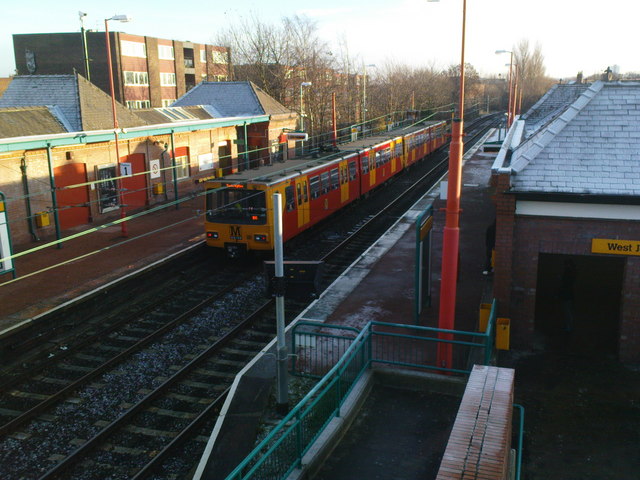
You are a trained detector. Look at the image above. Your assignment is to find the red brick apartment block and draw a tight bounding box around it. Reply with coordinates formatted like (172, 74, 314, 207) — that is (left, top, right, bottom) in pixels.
(436, 365, 515, 480)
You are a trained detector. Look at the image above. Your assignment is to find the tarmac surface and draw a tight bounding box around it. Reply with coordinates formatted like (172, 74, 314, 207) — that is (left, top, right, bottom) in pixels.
(2, 129, 639, 479)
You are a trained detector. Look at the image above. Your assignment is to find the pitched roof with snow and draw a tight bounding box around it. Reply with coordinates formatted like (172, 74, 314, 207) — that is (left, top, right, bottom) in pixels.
(508, 81, 640, 196)
(173, 81, 293, 117)
(0, 75, 82, 131)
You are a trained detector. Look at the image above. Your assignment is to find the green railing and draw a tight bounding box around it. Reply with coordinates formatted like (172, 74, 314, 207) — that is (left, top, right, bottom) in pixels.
(225, 301, 498, 480)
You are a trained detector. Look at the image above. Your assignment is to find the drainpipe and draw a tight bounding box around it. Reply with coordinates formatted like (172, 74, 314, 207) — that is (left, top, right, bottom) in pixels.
(20, 158, 39, 242)
(243, 121, 249, 170)
(170, 130, 179, 210)
(46, 143, 62, 248)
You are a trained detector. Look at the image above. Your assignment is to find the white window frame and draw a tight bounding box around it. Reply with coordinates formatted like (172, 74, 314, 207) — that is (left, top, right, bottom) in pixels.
(174, 155, 190, 179)
(212, 50, 228, 64)
(123, 71, 149, 86)
(200, 49, 207, 63)
(158, 44, 175, 60)
(161, 99, 175, 107)
(160, 72, 177, 86)
(121, 40, 147, 58)
(126, 100, 151, 109)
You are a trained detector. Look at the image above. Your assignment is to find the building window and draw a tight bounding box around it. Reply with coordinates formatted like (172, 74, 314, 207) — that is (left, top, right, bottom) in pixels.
(161, 99, 175, 107)
(158, 45, 175, 60)
(160, 72, 176, 86)
(200, 49, 206, 63)
(174, 155, 190, 179)
(126, 100, 151, 109)
(121, 40, 147, 58)
(214, 75, 227, 82)
(212, 50, 228, 64)
(124, 71, 149, 86)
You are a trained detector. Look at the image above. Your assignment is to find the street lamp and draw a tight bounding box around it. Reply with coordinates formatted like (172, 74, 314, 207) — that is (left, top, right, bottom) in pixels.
(362, 64, 375, 135)
(105, 14, 131, 237)
(79, 11, 90, 81)
(428, 0, 466, 370)
(299, 81, 312, 132)
(495, 49, 514, 127)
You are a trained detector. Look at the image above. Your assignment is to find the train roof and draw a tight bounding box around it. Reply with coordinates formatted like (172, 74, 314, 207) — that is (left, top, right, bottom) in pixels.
(208, 120, 445, 187)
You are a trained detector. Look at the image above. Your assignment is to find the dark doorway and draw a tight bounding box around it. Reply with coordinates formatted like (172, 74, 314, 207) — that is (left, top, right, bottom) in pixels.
(534, 253, 624, 356)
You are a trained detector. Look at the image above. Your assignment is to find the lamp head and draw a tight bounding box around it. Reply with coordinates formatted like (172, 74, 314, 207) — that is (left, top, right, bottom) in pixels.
(495, 49, 511, 55)
(108, 14, 131, 22)
(301, 82, 312, 87)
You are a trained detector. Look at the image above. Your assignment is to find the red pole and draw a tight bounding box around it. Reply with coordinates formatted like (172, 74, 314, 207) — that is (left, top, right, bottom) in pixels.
(332, 92, 337, 147)
(506, 52, 513, 128)
(437, 0, 466, 370)
(105, 20, 127, 237)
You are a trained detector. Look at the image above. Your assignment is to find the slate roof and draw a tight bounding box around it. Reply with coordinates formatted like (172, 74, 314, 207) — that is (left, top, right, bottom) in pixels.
(508, 81, 640, 197)
(0, 106, 67, 138)
(173, 81, 293, 117)
(0, 75, 82, 131)
(0, 74, 146, 133)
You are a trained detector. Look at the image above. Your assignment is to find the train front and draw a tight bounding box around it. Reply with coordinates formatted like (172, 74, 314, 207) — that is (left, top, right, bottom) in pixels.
(204, 182, 272, 257)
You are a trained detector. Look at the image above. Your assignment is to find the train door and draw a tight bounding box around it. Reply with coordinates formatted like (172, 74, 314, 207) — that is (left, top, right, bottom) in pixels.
(53, 163, 91, 229)
(339, 160, 349, 203)
(368, 150, 376, 187)
(295, 177, 310, 228)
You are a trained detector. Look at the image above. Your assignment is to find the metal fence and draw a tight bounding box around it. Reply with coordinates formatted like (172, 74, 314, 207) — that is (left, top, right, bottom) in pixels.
(225, 300, 498, 480)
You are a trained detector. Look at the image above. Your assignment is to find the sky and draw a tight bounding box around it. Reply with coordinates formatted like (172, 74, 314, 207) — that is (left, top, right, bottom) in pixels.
(2, 0, 638, 80)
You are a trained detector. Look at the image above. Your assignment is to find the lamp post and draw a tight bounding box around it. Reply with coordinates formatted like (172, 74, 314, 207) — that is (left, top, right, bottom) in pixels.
(495, 49, 514, 127)
(299, 81, 312, 132)
(362, 63, 375, 135)
(105, 14, 131, 237)
(429, 0, 466, 370)
(79, 11, 90, 81)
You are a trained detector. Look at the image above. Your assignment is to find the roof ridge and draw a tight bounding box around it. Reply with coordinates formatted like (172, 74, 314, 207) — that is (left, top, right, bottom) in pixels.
(510, 81, 604, 172)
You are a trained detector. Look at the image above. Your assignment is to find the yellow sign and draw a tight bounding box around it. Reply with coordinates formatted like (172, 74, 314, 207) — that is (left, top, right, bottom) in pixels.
(592, 238, 640, 256)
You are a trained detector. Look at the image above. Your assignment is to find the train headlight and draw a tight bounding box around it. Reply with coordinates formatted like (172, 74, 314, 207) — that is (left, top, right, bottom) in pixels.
(254, 234, 268, 243)
(207, 231, 219, 239)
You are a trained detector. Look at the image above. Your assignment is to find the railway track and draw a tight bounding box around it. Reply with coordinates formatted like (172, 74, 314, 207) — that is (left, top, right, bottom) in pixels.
(0, 115, 498, 479)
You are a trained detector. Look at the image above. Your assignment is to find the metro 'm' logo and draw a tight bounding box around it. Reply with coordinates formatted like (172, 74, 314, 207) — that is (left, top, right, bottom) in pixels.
(229, 225, 242, 240)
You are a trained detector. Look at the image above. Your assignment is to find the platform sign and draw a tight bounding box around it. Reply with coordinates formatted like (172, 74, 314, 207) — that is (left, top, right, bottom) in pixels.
(592, 238, 640, 256)
(149, 159, 161, 179)
(0, 192, 16, 278)
(120, 162, 132, 177)
(414, 204, 434, 323)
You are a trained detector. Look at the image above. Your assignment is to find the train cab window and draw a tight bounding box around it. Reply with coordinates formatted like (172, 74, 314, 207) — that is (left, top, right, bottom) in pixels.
(320, 171, 330, 194)
(285, 185, 295, 211)
(330, 168, 339, 190)
(349, 161, 357, 180)
(310, 175, 321, 199)
(206, 187, 267, 225)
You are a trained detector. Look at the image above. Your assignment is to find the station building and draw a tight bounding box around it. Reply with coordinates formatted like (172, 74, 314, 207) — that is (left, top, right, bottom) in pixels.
(0, 75, 296, 258)
(492, 81, 640, 363)
(13, 32, 231, 109)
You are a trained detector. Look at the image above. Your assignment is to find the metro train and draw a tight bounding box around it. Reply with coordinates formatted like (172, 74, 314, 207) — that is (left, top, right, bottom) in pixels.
(204, 120, 448, 256)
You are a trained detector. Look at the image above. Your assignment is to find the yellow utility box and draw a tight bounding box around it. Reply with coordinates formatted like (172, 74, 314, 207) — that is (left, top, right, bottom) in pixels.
(496, 317, 510, 350)
(479, 303, 492, 333)
(152, 183, 165, 195)
(35, 211, 50, 227)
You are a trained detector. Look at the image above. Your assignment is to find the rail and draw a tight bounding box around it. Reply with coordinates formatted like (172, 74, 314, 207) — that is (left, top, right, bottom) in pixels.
(225, 299, 499, 480)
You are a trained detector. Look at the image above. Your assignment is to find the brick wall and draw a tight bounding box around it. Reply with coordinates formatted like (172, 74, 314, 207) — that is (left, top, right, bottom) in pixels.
(492, 169, 640, 362)
(436, 365, 515, 480)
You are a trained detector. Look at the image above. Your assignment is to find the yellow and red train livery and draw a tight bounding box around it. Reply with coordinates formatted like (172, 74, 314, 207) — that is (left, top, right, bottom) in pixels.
(205, 121, 447, 256)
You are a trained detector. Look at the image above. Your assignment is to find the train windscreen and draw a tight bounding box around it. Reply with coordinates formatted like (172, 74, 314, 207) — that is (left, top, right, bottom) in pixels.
(206, 188, 267, 225)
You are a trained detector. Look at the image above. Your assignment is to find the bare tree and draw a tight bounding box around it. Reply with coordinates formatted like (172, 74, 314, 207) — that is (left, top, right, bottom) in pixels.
(513, 39, 554, 112)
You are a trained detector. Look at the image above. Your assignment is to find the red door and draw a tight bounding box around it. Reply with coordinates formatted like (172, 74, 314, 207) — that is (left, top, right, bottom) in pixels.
(54, 163, 91, 229)
(121, 153, 147, 208)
